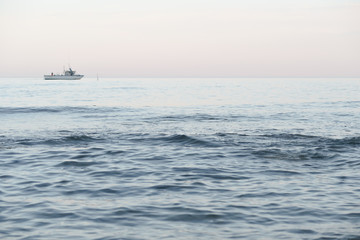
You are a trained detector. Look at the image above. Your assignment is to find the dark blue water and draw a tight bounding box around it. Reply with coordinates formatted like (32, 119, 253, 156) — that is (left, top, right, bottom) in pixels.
(1, 78, 360, 239)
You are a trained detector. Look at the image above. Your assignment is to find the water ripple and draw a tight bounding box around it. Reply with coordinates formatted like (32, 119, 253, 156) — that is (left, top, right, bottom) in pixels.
(1, 78, 360, 239)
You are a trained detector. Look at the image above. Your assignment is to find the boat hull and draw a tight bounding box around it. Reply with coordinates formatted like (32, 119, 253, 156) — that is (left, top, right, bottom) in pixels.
(44, 75, 84, 80)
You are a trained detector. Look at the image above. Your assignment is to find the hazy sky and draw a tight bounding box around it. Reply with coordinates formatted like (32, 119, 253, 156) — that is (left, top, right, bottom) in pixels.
(0, 0, 359, 77)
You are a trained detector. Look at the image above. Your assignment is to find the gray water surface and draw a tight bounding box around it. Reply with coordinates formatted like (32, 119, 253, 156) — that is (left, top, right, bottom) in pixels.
(1, 78, 360, 239)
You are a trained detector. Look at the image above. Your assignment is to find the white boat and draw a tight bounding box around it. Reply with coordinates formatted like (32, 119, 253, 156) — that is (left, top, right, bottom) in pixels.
(44, 68, 84, 80)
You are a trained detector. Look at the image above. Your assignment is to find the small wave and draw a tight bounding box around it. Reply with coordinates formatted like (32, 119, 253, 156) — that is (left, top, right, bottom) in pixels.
(252, 149, 333, 161)
(261, 133, 319, 140)
(130, 134, 220, 147)
(56, 160, 98, 167)
(112, 207, 144, 216)
(166, 213, 224, 223)
(216, 132, 248, 137)
(89, 170, 124, 177)
(63, 134, 100, 142)
(161, 207, 226, 223)
(150, 184, 197, 191)
(99, 188, 121, 194)
(62, 189, 94, 196)
(260, 133, 360, 148)
(200, 174, 250, 180)
(155, 134, 220, 147)
(236, 192, 296, 198)
(104, 150, 125, 155)
(0, 106, 126, 115)
(153, 114, 226, 123)
(15, 134, 104, 147)
(260, 170, 302, 176)
(35, 211, 79, 219)
(248, 133, 360, 161)
(329, 136, 360, 146)
(88, 170, 150, 179)
(0, 175, 14, 179)
(0, 107, 62, 114)
(287, 229, 316, 235)
(70, 153, 102, 159)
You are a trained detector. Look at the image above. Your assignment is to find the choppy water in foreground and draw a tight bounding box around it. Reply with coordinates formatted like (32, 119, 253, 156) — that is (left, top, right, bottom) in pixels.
(1, 78, 360, 239)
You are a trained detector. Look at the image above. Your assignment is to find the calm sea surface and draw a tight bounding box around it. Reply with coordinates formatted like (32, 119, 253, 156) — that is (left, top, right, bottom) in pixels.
(1, 78, 360, 239)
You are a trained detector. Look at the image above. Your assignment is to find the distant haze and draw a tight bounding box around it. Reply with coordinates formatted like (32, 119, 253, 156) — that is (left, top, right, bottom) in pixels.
(0, 0, 359, 77)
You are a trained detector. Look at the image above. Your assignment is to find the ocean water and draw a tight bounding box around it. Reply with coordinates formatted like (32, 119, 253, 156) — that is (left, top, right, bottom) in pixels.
(0, 77, 360, 240)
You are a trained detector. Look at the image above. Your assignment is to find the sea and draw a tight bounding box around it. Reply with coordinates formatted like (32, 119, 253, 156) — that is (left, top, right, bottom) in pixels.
(0, 77, 359, 240)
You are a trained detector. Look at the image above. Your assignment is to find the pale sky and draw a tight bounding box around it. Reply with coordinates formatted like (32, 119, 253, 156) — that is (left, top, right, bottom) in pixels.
(0, 0, 359, 77)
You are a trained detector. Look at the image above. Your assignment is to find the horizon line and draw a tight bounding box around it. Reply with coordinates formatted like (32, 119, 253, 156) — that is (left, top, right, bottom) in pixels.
(0, 76, 359, 79)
